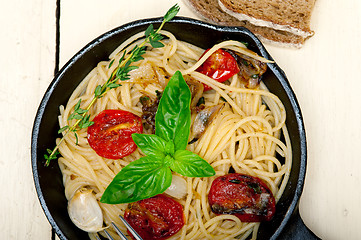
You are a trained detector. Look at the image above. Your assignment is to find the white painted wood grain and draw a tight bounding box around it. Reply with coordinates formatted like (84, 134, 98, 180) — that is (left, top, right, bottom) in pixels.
(59, 0, 198, 68)
(0, 0, 57, 239)
(264, 0, 361, 239)
(51, 0, 361, 239)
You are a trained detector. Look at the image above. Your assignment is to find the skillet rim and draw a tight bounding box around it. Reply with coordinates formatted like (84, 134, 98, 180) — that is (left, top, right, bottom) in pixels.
(31, 16, 307, 240)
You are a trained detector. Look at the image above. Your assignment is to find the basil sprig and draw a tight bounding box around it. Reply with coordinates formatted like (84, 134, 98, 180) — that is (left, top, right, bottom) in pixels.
(100, 71, 215, 204)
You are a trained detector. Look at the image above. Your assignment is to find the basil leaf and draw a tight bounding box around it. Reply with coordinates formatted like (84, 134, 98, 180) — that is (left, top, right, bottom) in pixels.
(155, 71, 191, 151)
(132, 133, 167, 159)
(171, 150, 216, 177)
(100, 156, 172, 204)
(164, 141, 175, 156)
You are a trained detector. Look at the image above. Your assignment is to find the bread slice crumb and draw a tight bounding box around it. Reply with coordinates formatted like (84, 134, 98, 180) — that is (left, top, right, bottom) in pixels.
(218, 0, 316, 39)
(183, 0, 316, 48)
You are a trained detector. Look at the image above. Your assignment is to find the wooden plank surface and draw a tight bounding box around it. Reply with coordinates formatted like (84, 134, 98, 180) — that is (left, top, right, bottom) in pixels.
(58, 1, 361, 239)
(2, 0, 361, 239)
(0, 0, 57, 239)
(59, 1, 361, 240)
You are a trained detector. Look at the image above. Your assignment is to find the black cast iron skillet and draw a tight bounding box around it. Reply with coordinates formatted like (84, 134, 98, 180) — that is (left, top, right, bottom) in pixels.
(31, 17, 318, 240)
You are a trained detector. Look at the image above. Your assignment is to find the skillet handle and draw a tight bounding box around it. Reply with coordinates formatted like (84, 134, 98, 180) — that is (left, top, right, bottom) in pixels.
(277, 209, 320, 240)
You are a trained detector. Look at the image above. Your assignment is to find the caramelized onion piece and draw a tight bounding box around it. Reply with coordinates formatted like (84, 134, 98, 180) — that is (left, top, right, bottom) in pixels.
(184, 75, 204, 109)
(164, 174, 188, 199)
(129, 63, 158, 84)
(153, 65, 171, 88)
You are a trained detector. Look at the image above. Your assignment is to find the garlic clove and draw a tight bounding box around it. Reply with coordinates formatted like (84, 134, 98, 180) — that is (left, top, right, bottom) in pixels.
(165, 174, 188, 199)
(67, 188, 104, 233)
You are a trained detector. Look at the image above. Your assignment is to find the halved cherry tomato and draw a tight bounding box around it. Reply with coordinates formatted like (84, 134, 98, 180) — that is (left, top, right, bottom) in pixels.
(124, 194, 185, 240)
(196, 48, 240, 91)
(208, 173, 276, 222)
(87, 109, 143, 159)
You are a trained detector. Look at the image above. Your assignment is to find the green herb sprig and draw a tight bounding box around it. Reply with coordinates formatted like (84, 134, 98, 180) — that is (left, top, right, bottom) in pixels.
(44, 4, 180, 166)
(100, 71, 216, 204)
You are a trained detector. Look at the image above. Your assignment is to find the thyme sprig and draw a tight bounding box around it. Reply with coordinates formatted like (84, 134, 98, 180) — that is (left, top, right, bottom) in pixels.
(44, 4, 180, 166)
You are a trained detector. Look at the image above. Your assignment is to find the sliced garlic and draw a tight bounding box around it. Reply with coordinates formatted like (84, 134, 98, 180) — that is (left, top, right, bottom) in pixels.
(165, 174, 188, 199)
(67, 188, 104, 232)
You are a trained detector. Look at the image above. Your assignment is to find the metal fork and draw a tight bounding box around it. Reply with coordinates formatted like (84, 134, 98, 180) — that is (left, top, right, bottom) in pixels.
(96, 215, 143, 240)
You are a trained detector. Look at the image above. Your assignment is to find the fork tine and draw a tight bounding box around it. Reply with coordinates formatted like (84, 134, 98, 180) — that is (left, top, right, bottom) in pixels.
(103, 229, 115, 240)
(98, 216, 143, 240)
(118, 215, 144, 240)
(111, 222, 128, 240)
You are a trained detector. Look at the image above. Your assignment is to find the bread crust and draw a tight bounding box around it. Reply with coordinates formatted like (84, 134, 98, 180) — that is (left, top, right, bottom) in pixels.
(183, 0, 308, 48)
(218, 0, 315, 38)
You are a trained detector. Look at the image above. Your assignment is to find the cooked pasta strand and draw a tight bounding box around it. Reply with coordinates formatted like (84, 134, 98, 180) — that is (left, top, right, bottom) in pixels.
(56, 30, 291, 239)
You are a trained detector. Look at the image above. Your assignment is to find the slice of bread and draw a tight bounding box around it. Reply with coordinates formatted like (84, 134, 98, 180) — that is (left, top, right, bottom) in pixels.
(219, 0, 316, 38)
(183, 0, 316, 48)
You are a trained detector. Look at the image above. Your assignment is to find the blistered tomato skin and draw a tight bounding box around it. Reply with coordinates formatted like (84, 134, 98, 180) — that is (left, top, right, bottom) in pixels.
(124, 194, 185, 240)
(87, 109, 143, 159)
(208, 173, 276, 222)
(196, 49, 240, 91)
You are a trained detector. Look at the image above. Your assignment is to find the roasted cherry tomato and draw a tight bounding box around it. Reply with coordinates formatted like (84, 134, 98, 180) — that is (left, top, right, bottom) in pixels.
(124, 194, 185, 240)
(87, 109, 143, 159)
(196, 48, 240, 91)
(208, 173, 276, 222)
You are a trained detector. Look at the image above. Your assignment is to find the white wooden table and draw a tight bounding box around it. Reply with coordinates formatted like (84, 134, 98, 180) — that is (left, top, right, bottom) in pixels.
(1, 0, 361, 239)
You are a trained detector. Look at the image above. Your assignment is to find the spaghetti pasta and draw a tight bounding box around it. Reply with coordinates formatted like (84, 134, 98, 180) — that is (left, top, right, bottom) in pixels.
(56, 29, 291, 240)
